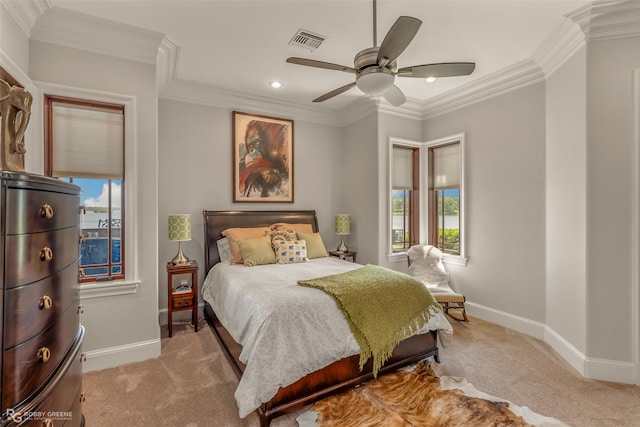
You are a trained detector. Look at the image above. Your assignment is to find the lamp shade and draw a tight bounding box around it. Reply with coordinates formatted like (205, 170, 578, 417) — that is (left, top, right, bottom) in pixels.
(168, 214, 191, 241)
(335, 214, 351, 235)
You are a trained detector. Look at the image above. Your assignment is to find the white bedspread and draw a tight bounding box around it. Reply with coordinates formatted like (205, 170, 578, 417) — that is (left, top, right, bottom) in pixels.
(201, 257, 453, 418)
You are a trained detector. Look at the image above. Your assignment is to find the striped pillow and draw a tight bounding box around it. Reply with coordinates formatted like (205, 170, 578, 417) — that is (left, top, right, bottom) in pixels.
(274, 240, 309, 264)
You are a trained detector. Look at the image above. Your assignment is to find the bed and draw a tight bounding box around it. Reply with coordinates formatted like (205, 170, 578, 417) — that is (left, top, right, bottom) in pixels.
(201, 210, 451, 426)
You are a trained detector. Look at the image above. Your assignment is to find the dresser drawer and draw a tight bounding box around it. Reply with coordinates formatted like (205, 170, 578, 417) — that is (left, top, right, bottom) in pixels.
(5, 227, 80, 289)
(2, 304, 80, 409)
(4, 327, 84, 426)
(4, 263, 80, 349)
(5, 188, 80, 235)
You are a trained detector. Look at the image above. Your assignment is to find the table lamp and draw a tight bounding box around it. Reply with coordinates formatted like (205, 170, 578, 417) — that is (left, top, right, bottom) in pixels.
(168, 214, 191, 265)
(335, 214, 351, 253)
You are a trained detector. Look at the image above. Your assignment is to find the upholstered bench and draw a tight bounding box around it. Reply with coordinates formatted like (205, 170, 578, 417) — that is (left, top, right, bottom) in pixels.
(425, 285, 468, 322)
(407, 245, 469, 322)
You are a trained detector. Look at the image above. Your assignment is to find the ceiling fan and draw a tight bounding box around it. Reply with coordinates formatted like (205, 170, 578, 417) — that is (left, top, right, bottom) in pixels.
(286, 0, 476, 106)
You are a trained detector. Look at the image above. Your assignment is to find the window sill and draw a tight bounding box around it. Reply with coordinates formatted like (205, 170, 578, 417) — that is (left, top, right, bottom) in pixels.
(80, 279, 140, 299)
(442, 254, 468, 266)
(387, 251, 468, 266)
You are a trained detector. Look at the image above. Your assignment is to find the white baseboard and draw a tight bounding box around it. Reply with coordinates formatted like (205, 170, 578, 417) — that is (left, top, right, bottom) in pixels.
(466, 301, 546, 339)
(82, 338, 161, 372)
(466, 301, 636, 384)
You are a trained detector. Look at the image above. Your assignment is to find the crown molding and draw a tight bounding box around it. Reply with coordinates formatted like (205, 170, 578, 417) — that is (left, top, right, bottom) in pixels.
(421, 60, 545, 120)
(0, 0, 48, 38)
(30, 6, 165, 65)
(568, 0, 640, 41)
(8, 0, 640, 128)
(160, 79, 341, 127)
(531, 18, 586, 78)
(157, 36, 180, 92)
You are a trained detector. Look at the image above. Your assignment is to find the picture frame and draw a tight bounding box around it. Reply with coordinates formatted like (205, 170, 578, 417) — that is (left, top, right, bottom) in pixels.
(232, 111, 294, 203)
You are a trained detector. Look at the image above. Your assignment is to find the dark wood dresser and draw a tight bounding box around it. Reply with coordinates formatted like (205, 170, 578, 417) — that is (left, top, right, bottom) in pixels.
(0, 172, 84, 426)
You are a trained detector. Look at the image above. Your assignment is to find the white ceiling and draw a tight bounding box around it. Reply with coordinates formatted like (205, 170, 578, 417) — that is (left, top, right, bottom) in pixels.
(40, 0, 589, 111)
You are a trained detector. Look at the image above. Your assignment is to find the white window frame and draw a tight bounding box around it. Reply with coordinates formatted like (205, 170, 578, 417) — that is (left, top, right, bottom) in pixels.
(424, 133, 467, 266)
(37, 81, 140, 297)
(387, 133, 468, 266)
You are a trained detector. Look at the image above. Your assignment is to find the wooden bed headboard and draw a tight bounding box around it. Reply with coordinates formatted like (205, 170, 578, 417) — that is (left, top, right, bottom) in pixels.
(202, 210, 319, 273)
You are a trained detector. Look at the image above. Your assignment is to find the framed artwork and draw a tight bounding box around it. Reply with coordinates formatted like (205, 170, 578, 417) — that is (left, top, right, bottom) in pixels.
(233, 111, 294, 203)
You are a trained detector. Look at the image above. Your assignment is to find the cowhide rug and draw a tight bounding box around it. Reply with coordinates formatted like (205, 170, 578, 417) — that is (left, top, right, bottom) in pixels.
(297, 362, 568, 427)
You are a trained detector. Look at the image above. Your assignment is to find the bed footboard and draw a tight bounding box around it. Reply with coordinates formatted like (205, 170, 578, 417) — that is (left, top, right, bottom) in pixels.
(204, 302, 439, 426)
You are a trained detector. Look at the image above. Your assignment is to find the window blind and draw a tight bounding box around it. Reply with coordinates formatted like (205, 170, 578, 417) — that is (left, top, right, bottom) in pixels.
(51, 102, 123, 179)
(433, 144, 460, 189)
(392, 146, 413, 190)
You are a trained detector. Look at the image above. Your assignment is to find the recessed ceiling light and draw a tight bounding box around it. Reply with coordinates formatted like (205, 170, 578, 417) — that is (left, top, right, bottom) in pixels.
(425, 77, 436, 83)
(268, 81, 283, 89)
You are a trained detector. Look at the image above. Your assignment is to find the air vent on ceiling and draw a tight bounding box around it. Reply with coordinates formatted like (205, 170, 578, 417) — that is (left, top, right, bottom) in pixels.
(289, 29, 326, 51)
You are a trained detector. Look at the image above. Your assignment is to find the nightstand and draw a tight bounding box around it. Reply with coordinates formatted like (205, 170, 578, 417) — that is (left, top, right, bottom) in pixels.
(328, 250, 357, 263)
(167, 261, 199, 337)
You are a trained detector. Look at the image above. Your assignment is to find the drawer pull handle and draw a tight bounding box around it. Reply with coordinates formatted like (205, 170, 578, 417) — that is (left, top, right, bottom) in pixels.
(77, 304, 84, 314)
(40, 247, 53, 262)
(78, 267, 85, 278)
(39, 295, 53, 310)
(42, 419, 54, 427)
(37, 347, 51, 363)
(40, 203, 54, 220)
(81, 352, 87, 362)
(79, 233, 86, 244)
(80, 392, 86, 403)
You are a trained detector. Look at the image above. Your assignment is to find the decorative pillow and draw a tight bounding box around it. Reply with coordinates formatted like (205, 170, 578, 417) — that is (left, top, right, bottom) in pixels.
(274, 240, 309, 264)
(267, 227, 297, 249)
(222, 227, 271, 264)
(237, 235, 276, 266)
(296, 231, 328, 259)
(269, 222, 314, 234)
(216, 237, 231, 262)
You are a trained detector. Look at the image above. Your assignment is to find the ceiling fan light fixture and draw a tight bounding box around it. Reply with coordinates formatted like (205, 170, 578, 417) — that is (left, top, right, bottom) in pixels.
(356, 68, 394, 96)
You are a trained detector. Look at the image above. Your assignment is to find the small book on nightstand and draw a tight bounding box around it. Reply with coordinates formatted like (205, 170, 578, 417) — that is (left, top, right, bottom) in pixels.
(173, 284, 192, 294)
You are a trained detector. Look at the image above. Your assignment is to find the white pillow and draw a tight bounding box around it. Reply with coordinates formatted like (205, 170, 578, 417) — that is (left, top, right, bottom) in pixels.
(217, 237, 232, 262)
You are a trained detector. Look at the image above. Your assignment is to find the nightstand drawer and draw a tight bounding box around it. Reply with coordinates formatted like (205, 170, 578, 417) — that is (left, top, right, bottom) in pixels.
(5, 226, 80, 288)
(4, 263, 79, 349)
(172, 296, 194, 309)
(5, 188, 80, 234)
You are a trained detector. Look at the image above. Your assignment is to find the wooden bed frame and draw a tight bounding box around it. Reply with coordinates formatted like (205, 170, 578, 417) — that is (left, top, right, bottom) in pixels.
(202, 210, 440, 426)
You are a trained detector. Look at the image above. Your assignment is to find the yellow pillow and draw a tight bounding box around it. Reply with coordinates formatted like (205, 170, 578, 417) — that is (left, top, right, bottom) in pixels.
(222, 227, 271, 264)
(237, 235, 276, 266)
(269, 222, 314, 234)
(274, 240, 309, 264)
(296, 231, 328, 259)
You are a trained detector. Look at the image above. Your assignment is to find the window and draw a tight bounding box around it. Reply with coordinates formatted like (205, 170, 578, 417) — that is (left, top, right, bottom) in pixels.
(391, 145, 419, 252)
(44, 96, 125, 283)
(428, 142, 461, 255)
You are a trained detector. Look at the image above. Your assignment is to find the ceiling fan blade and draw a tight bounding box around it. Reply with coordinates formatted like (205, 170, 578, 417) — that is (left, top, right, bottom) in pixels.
(287, 57, 356, 74)
(383, 85, 406, 107)
(398, 62, 476, 78)
(313, 82, 357, 103)
(377, 16, 422, 66)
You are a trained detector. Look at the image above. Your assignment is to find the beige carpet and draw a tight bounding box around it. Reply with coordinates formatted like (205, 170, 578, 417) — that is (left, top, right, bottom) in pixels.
(83, 317, 640, 426)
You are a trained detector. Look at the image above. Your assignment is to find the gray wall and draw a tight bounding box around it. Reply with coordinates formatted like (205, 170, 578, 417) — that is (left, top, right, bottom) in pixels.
(28, 40, 162, 368)
(157, 98, 346, 317)
(586, 35, 640, 362)
(423, 84, 547, 324)
(545, 47, 588, 354)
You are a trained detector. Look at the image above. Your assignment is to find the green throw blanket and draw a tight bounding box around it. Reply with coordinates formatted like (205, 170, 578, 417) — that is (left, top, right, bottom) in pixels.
(298, 264, 442, 377)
